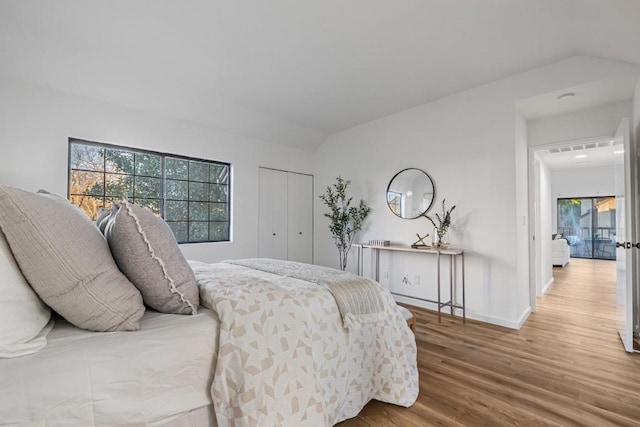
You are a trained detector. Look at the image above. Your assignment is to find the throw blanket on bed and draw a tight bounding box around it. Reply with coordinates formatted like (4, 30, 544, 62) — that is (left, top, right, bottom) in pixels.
(189, 259, 418, 427)
(226, 258, 387, 329)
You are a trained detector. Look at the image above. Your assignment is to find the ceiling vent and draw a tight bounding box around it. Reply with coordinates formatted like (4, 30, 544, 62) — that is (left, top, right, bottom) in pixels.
(540, 138, 614, 156)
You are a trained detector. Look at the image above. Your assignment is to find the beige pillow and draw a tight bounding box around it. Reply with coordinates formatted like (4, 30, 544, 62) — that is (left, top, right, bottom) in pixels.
(0, 186, 145, 331)
(102, 201, 199, 315)
(0, 228, 54, 357)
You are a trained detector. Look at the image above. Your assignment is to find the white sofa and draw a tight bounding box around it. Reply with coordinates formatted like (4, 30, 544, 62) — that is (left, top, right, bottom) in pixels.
(552, 238, 570, 267)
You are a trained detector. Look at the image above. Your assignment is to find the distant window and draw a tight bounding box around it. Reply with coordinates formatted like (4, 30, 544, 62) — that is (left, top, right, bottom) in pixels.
(68, 138, 230, 243)
(387, 191, 402, 216)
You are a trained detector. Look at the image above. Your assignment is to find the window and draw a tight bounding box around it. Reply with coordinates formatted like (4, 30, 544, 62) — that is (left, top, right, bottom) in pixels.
(386, 191, 402, 216)
(557, 197, 615, 260)
(68, 138, 230, 243)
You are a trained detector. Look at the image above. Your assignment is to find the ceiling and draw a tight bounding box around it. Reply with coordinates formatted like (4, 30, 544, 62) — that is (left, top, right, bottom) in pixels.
(518, 71, 640, 120)
(1, 1, 640, 150)
(537, 139, 618, 171)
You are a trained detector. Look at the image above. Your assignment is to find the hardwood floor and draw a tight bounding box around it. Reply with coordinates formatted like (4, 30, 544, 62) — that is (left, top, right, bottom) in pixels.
(339, 258, 640, 426)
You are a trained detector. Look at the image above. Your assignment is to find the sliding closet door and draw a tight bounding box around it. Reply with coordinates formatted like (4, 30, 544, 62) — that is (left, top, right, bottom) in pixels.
(287, 172, 313, 264)
(258, 168, 288, 259)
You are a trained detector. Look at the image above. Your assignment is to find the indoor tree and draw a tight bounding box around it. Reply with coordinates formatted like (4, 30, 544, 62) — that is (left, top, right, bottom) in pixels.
(319, 176, 371, 271)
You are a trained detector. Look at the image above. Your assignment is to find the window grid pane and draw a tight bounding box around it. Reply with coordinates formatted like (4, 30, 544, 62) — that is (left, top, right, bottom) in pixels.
(68, 139, 230, 244)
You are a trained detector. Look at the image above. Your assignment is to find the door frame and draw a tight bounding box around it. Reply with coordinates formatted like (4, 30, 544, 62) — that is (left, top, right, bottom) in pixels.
(527, 135, 615, 312)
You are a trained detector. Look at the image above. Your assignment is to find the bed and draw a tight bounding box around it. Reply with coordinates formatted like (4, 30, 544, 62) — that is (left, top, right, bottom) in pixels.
(0, 310, 219, 426)
(0, 183, 417, 426)
(0, 258, 419, 426)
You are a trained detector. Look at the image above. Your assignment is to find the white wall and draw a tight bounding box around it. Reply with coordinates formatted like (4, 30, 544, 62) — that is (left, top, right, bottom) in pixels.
(314, 56, 636, 329)
(0, 78, 314, 263)
(533, 159, 542, 299)
(514, 109, 530, 318)
(550, 166, 616, 231)
(528, 100, 632, 147)
(538, 160, 553, 296)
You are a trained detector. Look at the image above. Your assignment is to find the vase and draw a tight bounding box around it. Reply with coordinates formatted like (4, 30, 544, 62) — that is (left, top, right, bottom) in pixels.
(434, 231, 449, 248)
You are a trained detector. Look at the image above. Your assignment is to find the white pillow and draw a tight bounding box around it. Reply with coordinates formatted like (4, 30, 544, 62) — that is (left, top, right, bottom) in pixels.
(0, 228, 53, 358)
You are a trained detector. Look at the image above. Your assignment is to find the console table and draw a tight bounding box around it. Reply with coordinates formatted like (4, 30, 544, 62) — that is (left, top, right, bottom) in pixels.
(354, 244, 465, 323)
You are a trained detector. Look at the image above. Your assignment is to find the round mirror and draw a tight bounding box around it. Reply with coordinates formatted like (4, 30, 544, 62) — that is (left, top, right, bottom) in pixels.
(386, 168, 435, 219)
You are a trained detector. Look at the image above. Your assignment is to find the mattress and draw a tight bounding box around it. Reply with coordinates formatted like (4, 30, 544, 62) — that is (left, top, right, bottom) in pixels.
(0, 309, 219, 427)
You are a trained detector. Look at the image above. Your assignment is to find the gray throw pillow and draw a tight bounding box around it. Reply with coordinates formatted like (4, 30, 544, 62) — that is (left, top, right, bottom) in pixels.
(0, 186, 145, 331)
(102, 201, 199, 315)
(96, 208, 112, 234)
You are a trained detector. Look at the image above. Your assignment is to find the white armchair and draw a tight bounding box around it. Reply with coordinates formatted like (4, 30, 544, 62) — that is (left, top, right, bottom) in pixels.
(552, 238, 570, 267)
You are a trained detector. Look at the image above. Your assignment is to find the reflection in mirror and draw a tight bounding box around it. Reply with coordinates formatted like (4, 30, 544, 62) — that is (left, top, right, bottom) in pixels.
(386, 168, 435, 219)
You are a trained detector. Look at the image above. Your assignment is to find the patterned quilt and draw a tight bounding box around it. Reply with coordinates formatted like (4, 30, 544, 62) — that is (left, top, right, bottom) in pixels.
(189, 259, 419, 427)
(225, 258, 388, 329)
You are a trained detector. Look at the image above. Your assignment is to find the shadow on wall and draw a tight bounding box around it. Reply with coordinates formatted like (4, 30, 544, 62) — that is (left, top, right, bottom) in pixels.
(450, 208, 471, 247)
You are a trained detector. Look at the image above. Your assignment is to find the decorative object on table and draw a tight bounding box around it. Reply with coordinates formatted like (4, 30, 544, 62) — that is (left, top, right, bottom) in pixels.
(423, 199, 456, 248)
(369, 239, 390, 247)
(386, 168, 435, 219)
(319, 176, 372, 271)
(411, 232, 430, 249)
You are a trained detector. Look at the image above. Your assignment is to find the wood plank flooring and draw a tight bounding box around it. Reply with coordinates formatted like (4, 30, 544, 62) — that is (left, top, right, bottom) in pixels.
(339, 258, 640, 426)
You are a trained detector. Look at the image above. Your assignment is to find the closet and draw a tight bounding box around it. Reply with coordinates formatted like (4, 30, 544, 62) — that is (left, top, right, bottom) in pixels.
(258, 167, 313, 263)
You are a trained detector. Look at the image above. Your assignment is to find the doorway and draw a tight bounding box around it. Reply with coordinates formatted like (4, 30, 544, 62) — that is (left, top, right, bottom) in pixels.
(529, 137, 618, 301)
(528, 126, 638, 353)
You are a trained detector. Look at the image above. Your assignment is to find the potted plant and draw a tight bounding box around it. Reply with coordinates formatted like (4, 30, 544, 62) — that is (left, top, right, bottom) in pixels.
(424, 199, 456, 248)
(319, 176, 371, 270)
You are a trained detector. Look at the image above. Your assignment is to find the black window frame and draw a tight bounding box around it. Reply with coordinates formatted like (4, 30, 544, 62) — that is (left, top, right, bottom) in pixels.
(67, 138, 231, 244)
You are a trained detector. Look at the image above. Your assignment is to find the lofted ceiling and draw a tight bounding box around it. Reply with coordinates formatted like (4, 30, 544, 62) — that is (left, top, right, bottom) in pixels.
(518, 71, 640, 121)
(1, 0, 640, 150)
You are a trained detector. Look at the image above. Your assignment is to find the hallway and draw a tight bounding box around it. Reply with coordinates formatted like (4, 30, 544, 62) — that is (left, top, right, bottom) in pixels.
(543, 257, 617, 336)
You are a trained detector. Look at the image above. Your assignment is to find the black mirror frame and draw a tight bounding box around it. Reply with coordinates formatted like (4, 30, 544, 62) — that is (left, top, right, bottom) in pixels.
(386, 168, 436, 219)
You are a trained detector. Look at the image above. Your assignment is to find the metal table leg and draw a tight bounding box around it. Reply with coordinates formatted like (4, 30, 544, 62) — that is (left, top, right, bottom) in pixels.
(462, 252, 466, 323)
(437, 250, 441, 323)
(450, 254, 454, 317)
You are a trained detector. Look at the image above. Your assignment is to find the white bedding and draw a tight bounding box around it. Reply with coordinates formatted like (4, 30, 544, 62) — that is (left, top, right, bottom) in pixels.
(0, 309, 219, 427)
(1, 259, 419, 427)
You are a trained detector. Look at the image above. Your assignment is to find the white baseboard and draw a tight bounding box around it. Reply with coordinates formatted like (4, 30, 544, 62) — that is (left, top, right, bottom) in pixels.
(516, 306, 531, 328)
(464, 308, 529, 330)
(542, 277, 554, 295)
(392, 294, 530, 330)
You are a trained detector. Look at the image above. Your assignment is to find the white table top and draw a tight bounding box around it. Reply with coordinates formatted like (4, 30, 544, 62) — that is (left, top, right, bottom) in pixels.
(354, 243, 464, 255)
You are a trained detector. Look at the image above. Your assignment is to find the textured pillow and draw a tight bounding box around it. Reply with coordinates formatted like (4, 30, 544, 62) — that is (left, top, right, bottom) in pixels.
(102, 201, 199, 315)
(0, 186, 145, 331)
(0, 228, 54, 357)
(96, 207, 111, 234)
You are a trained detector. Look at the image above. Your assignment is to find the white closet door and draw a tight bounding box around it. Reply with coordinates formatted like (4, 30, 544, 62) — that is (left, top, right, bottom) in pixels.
(258, 168, 288, 260)
(287, 172, 313, 264)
